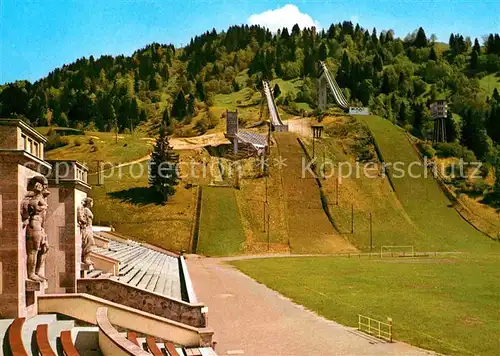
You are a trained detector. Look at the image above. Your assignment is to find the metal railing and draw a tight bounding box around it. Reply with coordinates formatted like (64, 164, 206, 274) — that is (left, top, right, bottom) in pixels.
(358, 314, 393, 342)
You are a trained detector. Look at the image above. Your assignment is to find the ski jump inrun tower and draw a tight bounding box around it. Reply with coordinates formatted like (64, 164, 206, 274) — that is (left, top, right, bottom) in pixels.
(317, 61, 350, 110)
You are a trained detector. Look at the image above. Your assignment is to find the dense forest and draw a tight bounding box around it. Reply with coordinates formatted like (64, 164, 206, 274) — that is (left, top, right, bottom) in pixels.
(1, 22, 500, 163)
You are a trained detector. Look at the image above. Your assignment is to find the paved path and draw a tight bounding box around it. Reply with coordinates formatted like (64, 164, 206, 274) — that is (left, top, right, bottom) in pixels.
(187, 256, 435, 356)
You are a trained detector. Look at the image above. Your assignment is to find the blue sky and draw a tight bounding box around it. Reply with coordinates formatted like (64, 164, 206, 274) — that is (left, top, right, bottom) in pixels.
(1, 0, 499, 84)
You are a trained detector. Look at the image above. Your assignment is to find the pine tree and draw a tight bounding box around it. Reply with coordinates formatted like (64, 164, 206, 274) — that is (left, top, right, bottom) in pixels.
(162, 107, 171, 126)
(273, 83, 281, 98)
(398, 101, 408, 124)
(149, 125, 179, 203)
(195, 80, 206, 101)
(371, 28, 378, 46)
(372, 54, 383, 73)
(187, 94, 195, 117)
(429, 47, 438, 61)
(473, 38, 481, 53)
(492, 88, 500, 103)
(171, 90, 187, 119)
(414, 27, 428, 48)
(337, 51, 351, 88)
(494, 157, 500, 193)
(318, 43, 328, 61)
(449, 34, 455, 48)
(470, 50, 479, 70)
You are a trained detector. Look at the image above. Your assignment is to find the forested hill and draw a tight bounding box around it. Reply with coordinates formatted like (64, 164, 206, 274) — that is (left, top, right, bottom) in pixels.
(1, 22, 500, 160)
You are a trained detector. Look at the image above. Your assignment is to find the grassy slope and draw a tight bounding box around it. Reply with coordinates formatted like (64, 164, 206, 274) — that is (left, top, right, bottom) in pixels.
(479, 72, 500, 94)
(197, 186, 246, 256)
(358, 115, 496, 252)
(232, 254, 500, 356)
(45, 132, 152, 172)
(304, 137, 425, 251)
(274, 132, 356, 253)
(90, 160, 195, 252)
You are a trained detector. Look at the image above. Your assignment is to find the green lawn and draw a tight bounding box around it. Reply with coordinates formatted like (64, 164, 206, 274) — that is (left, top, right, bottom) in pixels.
(479, 73, 500, 95)
(358, 115, 497, 252)
(198, 186, 246, 256)
(89, 161, 195, 252)
(45, 131, 152, 172)
(232, 254, 500, 356)
(270, 77, 303, 97)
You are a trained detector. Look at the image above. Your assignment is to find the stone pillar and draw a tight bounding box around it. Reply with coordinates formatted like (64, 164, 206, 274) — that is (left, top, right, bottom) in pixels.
(0, 160, 52, 318)
(45, 161, 90, 294)
(0, 119, 51, 319)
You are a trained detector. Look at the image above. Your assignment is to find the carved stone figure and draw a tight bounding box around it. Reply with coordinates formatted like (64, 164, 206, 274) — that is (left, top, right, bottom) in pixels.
(21, 176, 50, 282)
(78, 197, 95, 265)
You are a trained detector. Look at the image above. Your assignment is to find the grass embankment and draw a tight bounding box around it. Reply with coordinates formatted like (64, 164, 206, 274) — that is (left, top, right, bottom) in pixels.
(479, 72, 500, 94)
(44, 131, 152, 172)
(235, 149, 290, 253)
(88, 151, 204, 252)
(231, 254, 500, 356)
(303, 116, 424, 251)
(358, 115, 496, 252)
(197, 186, 246, 256)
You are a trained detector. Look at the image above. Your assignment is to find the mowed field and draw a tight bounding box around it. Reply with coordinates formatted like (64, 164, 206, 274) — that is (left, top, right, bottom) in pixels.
(231, 254, 500, 356)
(358, 115, 497, 252)
(197, 186, 246, 256)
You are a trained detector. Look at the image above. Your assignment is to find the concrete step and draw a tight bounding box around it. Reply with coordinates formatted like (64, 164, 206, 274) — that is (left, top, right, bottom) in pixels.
(22, 314, 57, 355)
(86, 269, 103, 278)
(125, 251, 159, 286)
(136, 252, 164, 290)
(154, 255, 173, 294)
(47, 319, 75, 355)
(71, 327, 100, 355)
(0, 319, 14, 355)
(145, 255, 168, 292)
(120, 250, 156, 281)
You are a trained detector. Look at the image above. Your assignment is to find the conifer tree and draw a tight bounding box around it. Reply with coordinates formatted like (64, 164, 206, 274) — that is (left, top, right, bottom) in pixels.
(273, 83, 281, 98)
(318, 43, 328, 61)
(414, 27, 428, 48)
(470, 50, 479, 70)
(429, 47, 438, 61)
(149, 124, 179, 203)
(171, 90, 187, 119)
(473, 38, 481, 53)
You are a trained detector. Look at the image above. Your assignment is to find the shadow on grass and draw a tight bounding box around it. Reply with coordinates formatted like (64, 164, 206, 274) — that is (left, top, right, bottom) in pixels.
(480, 192, 500, 211)
(108, 187, 163, 206)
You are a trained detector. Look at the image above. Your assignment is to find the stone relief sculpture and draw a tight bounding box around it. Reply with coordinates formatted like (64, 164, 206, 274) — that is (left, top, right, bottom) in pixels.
(21, 176, 50, 282)
(78, 197, 95, 266)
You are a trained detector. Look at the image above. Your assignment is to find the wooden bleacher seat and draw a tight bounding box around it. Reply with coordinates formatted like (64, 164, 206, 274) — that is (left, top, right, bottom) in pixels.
(60, 330, 80, 356)
(8, 317, 28, 356)
(126, 331, 139, 346)
(164, 341, 180, 356)
(146, 336, 163, 355)
(35, 324, 56, 356)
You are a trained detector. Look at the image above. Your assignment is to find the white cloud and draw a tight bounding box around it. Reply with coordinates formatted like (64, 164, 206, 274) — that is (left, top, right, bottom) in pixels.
(350, 15, 359, 24)
(247, 4, 320, 33)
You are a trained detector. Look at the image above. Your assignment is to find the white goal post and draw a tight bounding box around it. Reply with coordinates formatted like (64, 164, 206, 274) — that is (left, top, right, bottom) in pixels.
(380, 245, 415, 257)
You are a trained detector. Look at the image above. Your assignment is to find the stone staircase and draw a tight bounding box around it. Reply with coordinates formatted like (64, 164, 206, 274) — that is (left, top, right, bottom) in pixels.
(0, 313, 217, 355)
(0, 314, 100, 355)
(91, 239, 182, 301)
